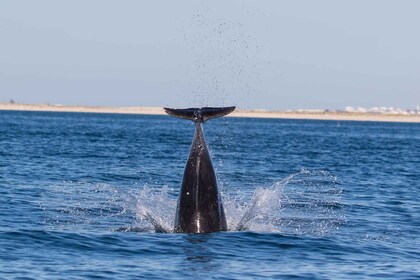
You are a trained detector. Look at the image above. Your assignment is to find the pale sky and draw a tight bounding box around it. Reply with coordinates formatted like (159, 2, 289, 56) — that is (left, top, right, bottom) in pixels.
(1, 0, 419, 110)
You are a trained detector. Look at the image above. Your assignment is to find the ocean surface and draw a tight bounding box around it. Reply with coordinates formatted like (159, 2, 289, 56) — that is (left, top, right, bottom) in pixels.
(0, 110, 419, 279)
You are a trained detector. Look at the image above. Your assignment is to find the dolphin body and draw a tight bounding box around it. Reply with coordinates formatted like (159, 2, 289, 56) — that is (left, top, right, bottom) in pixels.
(164, 106, 235, 233)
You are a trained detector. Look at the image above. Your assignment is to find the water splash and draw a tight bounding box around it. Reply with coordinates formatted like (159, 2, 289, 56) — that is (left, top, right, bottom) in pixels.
(39, 170, 344, 235)
(182, 6, 262, 108)
(226, 174, 292, 232)
(137, 169, 345, 235)
(135, 186, 177, 233)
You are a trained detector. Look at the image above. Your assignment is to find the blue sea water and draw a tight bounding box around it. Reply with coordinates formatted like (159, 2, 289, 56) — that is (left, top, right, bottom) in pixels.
(0, 110, 419, 279)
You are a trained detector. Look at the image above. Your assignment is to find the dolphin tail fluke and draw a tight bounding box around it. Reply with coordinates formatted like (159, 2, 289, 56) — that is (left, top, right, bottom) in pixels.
(164, 106, 236, 123)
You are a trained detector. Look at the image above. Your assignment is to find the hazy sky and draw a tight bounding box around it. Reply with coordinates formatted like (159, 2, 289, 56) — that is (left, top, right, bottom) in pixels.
(1, 0, 419, 110)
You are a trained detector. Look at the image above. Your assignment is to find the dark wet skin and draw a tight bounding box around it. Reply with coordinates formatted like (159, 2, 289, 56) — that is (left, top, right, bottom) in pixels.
(174, 122, 228, 233)
(164, 106, 234, 234)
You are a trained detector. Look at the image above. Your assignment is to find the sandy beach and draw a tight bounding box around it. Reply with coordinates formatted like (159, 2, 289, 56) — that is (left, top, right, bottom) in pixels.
(1, 103, 419, 123)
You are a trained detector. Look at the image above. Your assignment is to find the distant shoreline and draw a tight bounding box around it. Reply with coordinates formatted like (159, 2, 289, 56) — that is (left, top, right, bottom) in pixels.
(1, 103, 420, 123)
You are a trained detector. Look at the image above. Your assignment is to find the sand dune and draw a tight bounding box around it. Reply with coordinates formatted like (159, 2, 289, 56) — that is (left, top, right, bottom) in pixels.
(1, 103, 419, 123)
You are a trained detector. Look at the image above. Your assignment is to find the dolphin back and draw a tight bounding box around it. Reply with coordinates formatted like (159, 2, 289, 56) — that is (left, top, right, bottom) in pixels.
(164, 106, 235, 123)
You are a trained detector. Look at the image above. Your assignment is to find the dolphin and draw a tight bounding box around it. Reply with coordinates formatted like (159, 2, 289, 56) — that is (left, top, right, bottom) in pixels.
(164, 106, 235, 233)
